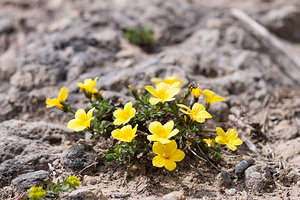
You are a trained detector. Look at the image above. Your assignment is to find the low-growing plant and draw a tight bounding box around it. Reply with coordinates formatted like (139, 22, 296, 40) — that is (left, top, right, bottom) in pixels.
(23, 176, 81, 200)
(46, 76, 243, 171)
(124, 26, 154, 51)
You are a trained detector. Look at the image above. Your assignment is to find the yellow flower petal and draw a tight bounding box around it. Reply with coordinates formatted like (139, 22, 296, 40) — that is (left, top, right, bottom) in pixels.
(227, 129, 238, 139)
(177, 104, 191, 112)
(58, 87, 69, 102)
(149, 97, 161, 105)
(164, 160, 176, 171)
(166, 87, 180, 98)
(170, 149, 185, 162)
(192, 103, 205, 113)
(75, 109, 87, 121)
(152, 141, 165, 155)
(152, 156, 165, 168)
(67, 119, 85, 132)
(46, 98, 60, 108)
(169, 129, 179, 138)
(147, 135, 158, 142)
(179, 109, 190, 115)
(213, 96, 225, 103)
(165, 140, 177, 154)
(157, 138, 171, 144)
(163, 120, 174, 133)
(124, 102, 132, 112)
(149, 121, 163, 135)
(87, 107, 95, 119)
(226, 143, 237, 151)
(230, 138, 243, 146)
(191, 88, 202, 98)
(215, 136, 226, 145)
(145, 86, 158, 97)
(216, 127, 226, 137)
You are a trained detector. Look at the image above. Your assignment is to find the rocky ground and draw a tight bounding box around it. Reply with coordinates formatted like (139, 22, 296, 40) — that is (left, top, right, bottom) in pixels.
(0, 0, 300, 199)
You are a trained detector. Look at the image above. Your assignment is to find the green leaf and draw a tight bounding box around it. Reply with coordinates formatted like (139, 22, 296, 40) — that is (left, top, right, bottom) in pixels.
(106, 158, 116, 163)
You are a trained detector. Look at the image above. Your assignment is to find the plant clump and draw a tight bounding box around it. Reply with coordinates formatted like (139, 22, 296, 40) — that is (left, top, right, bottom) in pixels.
(124, 26, 154, 52)
(46, 76, 243, 172)
(25, 176, 81, 200)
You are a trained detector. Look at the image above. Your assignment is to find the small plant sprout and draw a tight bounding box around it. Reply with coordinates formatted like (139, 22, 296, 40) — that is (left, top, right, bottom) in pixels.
(124, 26, 154, 51)
(46, 87, 68, 111)
(46, 76, 243, 173)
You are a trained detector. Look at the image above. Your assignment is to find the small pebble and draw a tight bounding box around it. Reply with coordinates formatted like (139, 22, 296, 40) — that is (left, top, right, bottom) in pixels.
(225, 188, 236, 195)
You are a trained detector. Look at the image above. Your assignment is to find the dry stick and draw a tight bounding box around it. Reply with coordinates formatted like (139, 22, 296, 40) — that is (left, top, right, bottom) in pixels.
(187, 145, 207, 162)
(78, 161, 98, 175)
(196, 144, 221, 171)
(231, 8, 300, 85)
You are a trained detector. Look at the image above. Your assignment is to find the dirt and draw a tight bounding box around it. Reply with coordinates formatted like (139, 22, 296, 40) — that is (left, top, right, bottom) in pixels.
(0, 0, 300, 199)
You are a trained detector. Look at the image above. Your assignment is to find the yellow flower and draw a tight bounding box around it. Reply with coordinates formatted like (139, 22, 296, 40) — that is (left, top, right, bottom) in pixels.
(67, 108, 95, 131)
(152, 140, 185, 171)
(145, 82, 180, 105)
(147, 120, 179, 144)
(203, 138, 215, 147)
(177, 103, 212, 123)
(77, 77, 98, 94)
(191, 88, 202, 98)
(113, 102, 136, 126)
(215, 127, 243, 151)
(66, 176, 81, 189)
(151, 76, 184, 87)
(46, 87, 68, 110)
(112, 124, 138, 142)
(29, 186, 46, 200)
(202, 89, 225, 107)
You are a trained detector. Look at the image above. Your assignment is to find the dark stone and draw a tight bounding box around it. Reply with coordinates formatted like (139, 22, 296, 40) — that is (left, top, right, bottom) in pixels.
(11, 170, 50, 191)
(61, 139, 97, 171)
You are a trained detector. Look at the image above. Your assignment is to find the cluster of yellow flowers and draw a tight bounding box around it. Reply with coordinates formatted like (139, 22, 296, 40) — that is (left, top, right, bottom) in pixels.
(46, 76, 243, 171)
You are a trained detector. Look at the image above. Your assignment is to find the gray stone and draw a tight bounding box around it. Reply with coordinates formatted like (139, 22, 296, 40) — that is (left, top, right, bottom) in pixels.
(61, 139, 97, 171)
(245, 164, 274, 191)
(61, 185, 107, 200)
(162, 191, 185, 200)
(234, 158, 255, 177)
(11, 170, 50, 191)
(225, 188, 236, 196)
(216, 172, 233, 187)
(208, 102, 229, 122)
(258, 4, 300, 42)
(0, 120, 81, 187)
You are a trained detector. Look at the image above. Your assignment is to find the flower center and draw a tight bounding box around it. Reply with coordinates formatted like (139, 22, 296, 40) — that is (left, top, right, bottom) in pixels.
(162, 153, 169, 159)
